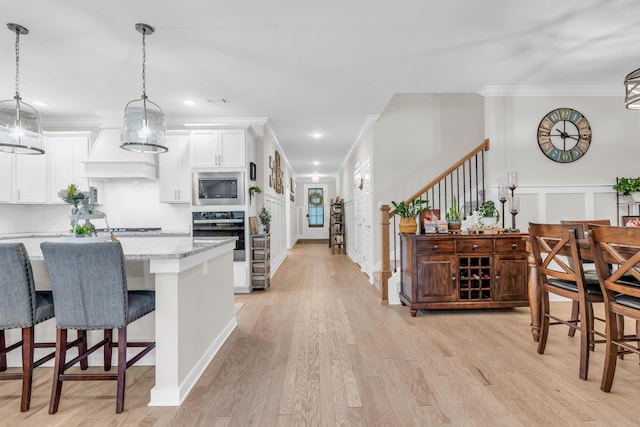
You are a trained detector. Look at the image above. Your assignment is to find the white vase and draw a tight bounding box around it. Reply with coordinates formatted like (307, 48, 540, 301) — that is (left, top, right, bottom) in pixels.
(479, 217, 498, 228)
(631, 192, 640, 202)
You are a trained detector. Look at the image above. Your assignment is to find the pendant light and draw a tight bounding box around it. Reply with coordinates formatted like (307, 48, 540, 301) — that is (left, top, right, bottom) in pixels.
(625, 68, 640, 109)
(0, 23, 45, 154)
(120, 23, 167, 153)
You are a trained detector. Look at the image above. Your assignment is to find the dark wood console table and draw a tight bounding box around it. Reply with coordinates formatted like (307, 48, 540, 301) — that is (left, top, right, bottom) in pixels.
(399, 233, 530, 317)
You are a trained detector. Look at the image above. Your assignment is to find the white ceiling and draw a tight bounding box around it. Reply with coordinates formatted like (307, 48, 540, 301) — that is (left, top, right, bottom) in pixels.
(2, 0, 637, 178)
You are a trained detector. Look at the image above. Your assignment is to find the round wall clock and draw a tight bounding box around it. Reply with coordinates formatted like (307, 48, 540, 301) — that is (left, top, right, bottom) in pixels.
(537, 107, 591, 163)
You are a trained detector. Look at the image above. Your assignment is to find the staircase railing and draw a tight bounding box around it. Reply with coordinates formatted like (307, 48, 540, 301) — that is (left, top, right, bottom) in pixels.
(379, 138, 491, 303)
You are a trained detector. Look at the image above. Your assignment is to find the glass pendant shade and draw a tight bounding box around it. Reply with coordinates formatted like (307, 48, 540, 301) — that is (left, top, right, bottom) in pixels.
(0, 98, 44, 154)
(0, 23, 44, 154)
(121, 99, 167, 153)
(625, 68, 640, 110)
(120, 23, 167, 153)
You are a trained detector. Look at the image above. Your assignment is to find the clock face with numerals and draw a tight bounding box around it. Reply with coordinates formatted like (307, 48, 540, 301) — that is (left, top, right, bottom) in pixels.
(537, 108, 591, 163)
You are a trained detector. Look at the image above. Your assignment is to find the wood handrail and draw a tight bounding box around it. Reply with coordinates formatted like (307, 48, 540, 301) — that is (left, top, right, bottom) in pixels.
(388, 138, 490, 219)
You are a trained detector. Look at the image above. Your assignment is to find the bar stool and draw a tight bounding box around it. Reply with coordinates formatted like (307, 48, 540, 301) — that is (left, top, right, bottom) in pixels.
(0, 242, 58, 411)
(40, 241, 155, 414)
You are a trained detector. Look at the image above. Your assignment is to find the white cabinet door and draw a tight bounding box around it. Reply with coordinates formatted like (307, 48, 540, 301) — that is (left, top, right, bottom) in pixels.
(190, 131, 217, 168)
(219, 129, 246, 168)
(190, 129, 246, 168)
(47, 136, 88, 202)
(0, 154, 15, 202)
(159, 134, 191, 203)
(16, 153, 47, 202)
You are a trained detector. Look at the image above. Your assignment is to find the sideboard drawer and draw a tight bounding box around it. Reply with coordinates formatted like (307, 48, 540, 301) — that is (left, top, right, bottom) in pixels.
(456, 239, 493, 253)
(416, 239, 455, 255)
(495, 238, 526, 253)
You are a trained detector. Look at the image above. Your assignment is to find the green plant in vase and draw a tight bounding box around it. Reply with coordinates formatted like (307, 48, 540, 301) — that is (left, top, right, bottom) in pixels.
(445, 197, 462, 231)
(391, 198, 430, 234)
(478, 200, 499, 228)
(258, 206, 271, 233)
(613, 177, 640, 201)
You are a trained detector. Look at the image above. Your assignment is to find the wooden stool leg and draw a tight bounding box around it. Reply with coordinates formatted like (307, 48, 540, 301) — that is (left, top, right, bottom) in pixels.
(579, 301, 590, 380)
(49, 328, 68, 414)
(104, 329, 113, 371)
(20, 327, 34, 412)
(78, 330, 88, 370)
(568, 300, 579, 337)
(537, 291, 551, 355)
(0, 330, 6, 371)
(601, 312, 619, 392)
(116, 327, 127, 414)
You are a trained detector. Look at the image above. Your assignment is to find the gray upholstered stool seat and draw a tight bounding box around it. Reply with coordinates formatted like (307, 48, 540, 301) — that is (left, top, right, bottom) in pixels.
(40, 241, 155, 414)
(0, 243, 58, 411)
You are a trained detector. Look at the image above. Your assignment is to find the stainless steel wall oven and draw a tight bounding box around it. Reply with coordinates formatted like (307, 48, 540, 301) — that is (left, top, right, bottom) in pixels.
(192, 211, 245, 261)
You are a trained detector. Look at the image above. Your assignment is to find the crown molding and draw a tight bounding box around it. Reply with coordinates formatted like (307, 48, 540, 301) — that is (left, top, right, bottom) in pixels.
(479, 85, 623, 97)
(340, 115, 379, 171)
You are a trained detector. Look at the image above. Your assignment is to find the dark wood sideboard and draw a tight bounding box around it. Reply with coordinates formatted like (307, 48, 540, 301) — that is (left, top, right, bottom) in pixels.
(399, 233, 530, 316)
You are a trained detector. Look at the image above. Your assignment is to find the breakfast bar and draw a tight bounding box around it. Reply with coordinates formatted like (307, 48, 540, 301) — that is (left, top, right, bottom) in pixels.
(0, 235, 237, 407)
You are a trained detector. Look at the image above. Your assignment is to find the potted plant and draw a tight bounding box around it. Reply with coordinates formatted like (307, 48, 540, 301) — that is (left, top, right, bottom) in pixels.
(445, 197, 462, 231)
(478, 200, 499, 228)
(391, 198, 430, 234)
(248, 185, 262, 205)
(613, 177, 640, 201)
(258, 206, 271, 234)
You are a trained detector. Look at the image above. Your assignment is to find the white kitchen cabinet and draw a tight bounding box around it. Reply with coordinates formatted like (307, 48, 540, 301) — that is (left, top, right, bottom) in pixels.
(47, 136, 88, 202)
(159, 134, 191, 203)
(15, 153, 47, 203)
(190, 129, 246, 169)
(0, 154, 14, 202)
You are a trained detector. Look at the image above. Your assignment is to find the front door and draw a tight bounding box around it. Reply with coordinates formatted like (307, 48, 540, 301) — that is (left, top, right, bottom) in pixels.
(303, 184, 328, 239)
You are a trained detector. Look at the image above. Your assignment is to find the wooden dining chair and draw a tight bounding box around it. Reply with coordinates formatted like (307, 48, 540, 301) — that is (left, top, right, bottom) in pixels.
(41, 241, 156, 414)
(529, 223, 605, 380)
(560, 219, 611, 338)
(589, 225, 640, 392)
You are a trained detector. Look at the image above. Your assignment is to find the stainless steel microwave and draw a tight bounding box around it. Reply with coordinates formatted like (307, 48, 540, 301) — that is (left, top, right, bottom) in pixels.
(192, 172, 245, 205)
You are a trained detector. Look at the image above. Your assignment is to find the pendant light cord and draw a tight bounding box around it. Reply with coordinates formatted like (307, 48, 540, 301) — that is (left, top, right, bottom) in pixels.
(13, 27, 21, 123)
(141, 29, 146, 99)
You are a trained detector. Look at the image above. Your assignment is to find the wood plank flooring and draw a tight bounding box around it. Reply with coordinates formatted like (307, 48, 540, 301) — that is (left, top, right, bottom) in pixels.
(2, 242, 640, 425)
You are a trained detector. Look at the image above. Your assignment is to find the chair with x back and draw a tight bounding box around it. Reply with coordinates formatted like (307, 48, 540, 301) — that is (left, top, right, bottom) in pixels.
(589, 224, 640, 392)
(41, 241, 156, 414)
(529, 222, 605, 380)
(560, 219, 611, 338)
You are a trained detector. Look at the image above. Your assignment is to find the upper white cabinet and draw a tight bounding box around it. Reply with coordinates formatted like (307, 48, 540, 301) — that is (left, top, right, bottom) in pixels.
(47, 135, 88, 202)
(159, 134, 191, 203)
(0, 154, 14, 202)
(190, 129, 246, 169)
(15, 153, 47, 202)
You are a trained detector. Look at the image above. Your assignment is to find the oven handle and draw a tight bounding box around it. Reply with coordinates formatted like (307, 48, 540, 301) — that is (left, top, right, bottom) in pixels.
(193, 219, 244, 224)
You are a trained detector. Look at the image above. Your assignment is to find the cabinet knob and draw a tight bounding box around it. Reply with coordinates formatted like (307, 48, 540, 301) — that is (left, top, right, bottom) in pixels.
(472, 244, 478, 250)
(512, 243, 518, 250)
(495, 275, 501, 281)
(452, 276, 456, 282)
(433, 245, 439, 249)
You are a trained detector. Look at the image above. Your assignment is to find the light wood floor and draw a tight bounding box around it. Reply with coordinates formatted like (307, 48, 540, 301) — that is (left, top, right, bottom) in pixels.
(2, 243, 640, 426)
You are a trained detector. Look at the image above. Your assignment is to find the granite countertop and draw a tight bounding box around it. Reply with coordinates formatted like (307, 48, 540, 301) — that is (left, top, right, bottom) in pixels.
(0, 234, 237, 260)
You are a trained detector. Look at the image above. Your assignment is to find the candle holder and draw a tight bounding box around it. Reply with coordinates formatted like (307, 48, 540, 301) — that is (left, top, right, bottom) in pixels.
(507, 172, 519, 232)
(510, 196, 520, 232)
(498, 185, 507, 229)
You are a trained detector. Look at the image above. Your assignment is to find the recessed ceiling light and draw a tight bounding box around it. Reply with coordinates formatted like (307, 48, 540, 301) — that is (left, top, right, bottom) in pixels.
(312, 161, 320, 166)
(183, 99, 197, 106)
(312, 132, 322, 139)
(31, 100, 49, 107)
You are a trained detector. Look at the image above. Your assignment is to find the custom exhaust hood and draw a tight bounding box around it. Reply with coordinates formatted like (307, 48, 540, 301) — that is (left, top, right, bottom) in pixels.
(84, 128, 158, 180)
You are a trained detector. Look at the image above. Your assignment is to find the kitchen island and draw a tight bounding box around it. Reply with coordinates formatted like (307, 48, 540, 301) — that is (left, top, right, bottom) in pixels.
(0, 235, 237, 407)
